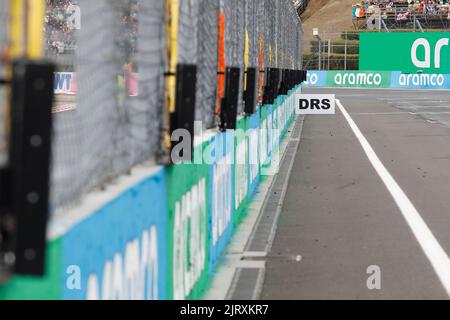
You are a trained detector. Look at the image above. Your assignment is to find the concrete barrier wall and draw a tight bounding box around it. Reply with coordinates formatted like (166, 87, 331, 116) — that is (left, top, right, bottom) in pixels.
(0, 86, 300, 300)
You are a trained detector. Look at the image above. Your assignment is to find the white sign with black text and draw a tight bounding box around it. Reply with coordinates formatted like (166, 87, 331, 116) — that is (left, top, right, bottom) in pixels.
(295, 94, 336, 115)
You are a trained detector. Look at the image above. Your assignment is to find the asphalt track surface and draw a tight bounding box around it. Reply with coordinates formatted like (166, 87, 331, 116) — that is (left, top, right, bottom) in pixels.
(261, 88, 450, 300)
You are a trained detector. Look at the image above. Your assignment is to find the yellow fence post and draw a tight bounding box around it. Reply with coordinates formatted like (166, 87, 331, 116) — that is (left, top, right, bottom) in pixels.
(9, 0, 45, 59)
(4, 0, 45, 160)
(244, 31, 249, 91)
(9, 0, 25, 59)
(27, 0, 45, 59)
(162, 0, 180, 158)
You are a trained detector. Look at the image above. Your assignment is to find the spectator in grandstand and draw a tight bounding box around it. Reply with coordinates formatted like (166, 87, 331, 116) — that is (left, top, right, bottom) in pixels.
(353, 3, 366, 18)
(418, 0, 425, 13)
(367, 2, 377, 14)
(397, 11, 410, 19)
(424, 0, 438, 15)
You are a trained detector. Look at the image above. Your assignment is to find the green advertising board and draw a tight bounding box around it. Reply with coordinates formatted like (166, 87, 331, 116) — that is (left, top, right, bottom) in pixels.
(360, 32, 450, 74)
(167, 141, 210, 300)
(0, 240, 61, 300)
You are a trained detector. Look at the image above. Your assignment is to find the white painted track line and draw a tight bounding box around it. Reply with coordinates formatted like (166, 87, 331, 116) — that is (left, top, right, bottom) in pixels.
(337, 99, 450, 298)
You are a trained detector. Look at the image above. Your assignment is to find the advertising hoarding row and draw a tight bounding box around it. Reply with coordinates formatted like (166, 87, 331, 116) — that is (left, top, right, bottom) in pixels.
(303, 70, 450, 89)
(0, 86, 300, 300)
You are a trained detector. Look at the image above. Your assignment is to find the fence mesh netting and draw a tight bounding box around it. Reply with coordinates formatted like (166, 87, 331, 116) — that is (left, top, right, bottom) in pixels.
(48, 0, 166, 211)
(0, 0, 8, 167)
(41, 0, 303, 214)
(195, 0, 219, 128)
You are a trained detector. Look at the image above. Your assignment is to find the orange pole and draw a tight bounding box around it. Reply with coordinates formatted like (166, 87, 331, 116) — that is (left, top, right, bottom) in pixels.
(216, 12, 226, 114)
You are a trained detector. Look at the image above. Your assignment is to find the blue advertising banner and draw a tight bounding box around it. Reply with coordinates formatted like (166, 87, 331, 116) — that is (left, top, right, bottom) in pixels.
(303, 71, 328, 87)
(302, 70, 450, 89)
(208, 131, 235, 270)
(61, 168, 168, 300)
(390, 72, 450, 90)
(248, 110, 260, 198)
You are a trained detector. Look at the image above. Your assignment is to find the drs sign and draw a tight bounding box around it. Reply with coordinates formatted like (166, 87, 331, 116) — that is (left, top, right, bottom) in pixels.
(295, 94, 336, 115)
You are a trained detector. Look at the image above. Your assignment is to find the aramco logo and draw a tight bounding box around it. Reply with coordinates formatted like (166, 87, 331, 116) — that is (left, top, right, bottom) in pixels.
(411, 38, 449, 69)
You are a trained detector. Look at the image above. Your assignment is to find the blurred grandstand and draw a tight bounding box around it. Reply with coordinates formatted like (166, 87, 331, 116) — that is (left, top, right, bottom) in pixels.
(45, 0, 138, 67)
(352, 0, 450, 30)
(45, 0, 79, 56)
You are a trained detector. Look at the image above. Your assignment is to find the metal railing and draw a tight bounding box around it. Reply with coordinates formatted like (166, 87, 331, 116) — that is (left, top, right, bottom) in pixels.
(304, 31, 359, 71)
